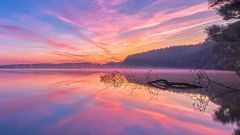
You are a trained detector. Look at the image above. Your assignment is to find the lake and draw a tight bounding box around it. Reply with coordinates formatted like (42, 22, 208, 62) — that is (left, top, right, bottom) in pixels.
(0, 69, 239, 135)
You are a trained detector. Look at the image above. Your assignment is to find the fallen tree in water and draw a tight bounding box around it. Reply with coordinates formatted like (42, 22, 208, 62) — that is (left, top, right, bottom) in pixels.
(100, 70, 240, 91)
(100, 70, 240, 112)
(100, 71, 203, 90)
(148, 79, 203, 90)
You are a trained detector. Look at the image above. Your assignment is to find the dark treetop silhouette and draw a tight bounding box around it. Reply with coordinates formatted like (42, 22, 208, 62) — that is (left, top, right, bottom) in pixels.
(205, 0, 240, 73)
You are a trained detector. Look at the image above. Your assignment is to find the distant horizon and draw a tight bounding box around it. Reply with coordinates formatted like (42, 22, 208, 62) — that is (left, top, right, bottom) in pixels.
(0, 44, 203, 65)
(0, 43, 201, 66)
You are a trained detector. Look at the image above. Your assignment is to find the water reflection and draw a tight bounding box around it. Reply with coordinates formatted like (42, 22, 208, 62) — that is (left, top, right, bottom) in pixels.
(100, 70, 240, 135)
(213, 93, 240, 135)
(0, 69, 239, 135)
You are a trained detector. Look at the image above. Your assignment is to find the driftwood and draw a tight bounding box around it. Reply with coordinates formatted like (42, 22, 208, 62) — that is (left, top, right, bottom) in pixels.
(148, 79, 203, 90)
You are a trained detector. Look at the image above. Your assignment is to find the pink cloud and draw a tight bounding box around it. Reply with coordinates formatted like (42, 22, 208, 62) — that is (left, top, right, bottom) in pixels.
(0, 0, 223, 64)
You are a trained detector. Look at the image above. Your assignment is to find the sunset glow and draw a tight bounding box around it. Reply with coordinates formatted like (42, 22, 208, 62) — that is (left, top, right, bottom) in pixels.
(0, 0, 223, 64)
(0, 71, 234, 135)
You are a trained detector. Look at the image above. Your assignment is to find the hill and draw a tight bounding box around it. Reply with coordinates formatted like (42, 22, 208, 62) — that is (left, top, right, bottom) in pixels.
(122, 42, 224, 69)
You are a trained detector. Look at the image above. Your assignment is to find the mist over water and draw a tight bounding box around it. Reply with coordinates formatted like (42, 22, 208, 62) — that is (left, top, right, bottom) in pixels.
(0, 69, 239, 135)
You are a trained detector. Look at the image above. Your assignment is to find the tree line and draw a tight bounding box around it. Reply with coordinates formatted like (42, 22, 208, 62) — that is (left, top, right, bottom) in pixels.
(205, 0, 240, 73)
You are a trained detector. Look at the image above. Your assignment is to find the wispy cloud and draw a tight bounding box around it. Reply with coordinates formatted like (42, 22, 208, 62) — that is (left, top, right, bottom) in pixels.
(0, 0, 222, 64)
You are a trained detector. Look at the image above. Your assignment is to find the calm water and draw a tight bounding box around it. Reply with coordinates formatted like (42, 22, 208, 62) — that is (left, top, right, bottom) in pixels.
(0, 69, 239, 135)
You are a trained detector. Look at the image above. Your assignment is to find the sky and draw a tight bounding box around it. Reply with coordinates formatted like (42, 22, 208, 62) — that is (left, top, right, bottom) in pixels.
(0, 0, 223, 65)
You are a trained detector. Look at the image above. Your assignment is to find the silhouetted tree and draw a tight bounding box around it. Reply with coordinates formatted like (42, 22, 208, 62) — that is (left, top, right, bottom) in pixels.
(206, 0, 240, 72)
(209, 0, 240, 20)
